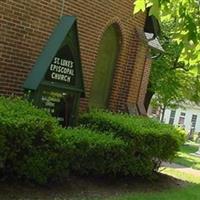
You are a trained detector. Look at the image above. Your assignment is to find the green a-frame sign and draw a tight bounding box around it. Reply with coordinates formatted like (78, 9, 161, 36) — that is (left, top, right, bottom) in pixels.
(23, 16, 84, 127)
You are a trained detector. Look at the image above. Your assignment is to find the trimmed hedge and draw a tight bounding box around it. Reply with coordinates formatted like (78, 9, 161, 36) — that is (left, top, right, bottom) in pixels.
(0, 97, 60, 183)
(0, 97, 185, 184)
(56, 128, 131, 176)
(79, 109, 186, 170)
(0, 97, 131, 183)
(14, 128, 131, 184)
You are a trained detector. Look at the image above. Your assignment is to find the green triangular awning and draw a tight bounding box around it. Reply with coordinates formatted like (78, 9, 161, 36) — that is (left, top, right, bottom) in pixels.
(23, 16, 84, 95)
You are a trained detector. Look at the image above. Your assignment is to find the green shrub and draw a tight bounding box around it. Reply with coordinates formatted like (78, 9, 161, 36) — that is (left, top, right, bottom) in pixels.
(0, 97, 186, 184)
(79, 109, 186, 172)
(0, 97, 61, 183)
(0, 97, 135, 183)
(56, 128, 131, 176)
(17, 128, 132, 183)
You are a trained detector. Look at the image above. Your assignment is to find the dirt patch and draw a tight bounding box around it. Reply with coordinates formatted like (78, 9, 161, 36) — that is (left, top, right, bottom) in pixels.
(0, 173, 189, 200)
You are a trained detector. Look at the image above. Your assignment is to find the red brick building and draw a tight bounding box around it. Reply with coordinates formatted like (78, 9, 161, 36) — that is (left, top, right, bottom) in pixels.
(0, 0, 157, 116)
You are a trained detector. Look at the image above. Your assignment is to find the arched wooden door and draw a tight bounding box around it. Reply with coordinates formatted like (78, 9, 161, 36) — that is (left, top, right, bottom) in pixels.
(89, 24, 121, 108)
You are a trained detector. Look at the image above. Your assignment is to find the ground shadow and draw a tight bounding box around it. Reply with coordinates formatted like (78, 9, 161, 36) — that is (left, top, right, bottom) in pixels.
(0, 173, 192, 200)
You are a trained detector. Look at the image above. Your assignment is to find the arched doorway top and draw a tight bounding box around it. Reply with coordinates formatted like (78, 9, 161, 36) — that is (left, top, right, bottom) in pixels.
(97, 19, 123, 48)
(89, 23, 122, 108)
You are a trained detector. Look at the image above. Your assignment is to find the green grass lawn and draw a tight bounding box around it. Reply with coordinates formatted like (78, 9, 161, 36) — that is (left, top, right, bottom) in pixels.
(173, 141, 200, 170)
(106, 168, 200, 200)
(107, 186, 200, 200)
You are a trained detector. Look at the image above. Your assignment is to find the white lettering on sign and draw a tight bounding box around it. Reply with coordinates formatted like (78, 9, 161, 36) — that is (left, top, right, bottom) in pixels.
(49, 57, 75, 83)
(54, 57, 60, 65)
(50, 64, 74, 76)
(51, 72, 71, 83)
(60, 59, 73, 68)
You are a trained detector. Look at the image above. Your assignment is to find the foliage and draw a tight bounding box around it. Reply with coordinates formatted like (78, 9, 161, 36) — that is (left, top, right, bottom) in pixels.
(56, 128, 131, 176)
(1, 97, 172, 184)
(0, 96, 63, 183)
(136, 2, 200, 111)
(19, 127, 132, 184)
(147, 22, 200, 113)
(80, 109, 186, 171)
(134, 0, 200, 66)
(0, 97, 187, 184)
(0, 97, 132, 183)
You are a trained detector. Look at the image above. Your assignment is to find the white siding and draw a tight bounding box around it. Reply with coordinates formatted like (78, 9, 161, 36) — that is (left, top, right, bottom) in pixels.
(163, 106, 200, 133)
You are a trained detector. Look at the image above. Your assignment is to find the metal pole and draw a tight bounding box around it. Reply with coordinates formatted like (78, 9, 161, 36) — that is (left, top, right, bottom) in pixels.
(60, 0, 65, 19)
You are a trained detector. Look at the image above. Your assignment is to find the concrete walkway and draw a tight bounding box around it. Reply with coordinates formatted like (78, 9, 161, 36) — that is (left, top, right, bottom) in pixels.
(161, 162, 200, 176)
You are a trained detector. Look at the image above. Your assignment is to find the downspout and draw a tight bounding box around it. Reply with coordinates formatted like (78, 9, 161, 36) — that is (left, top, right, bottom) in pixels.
(60, 0, 65, 19)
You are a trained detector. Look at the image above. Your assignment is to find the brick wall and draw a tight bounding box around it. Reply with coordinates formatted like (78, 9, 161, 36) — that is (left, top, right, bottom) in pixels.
(0, 0, 151, 113)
